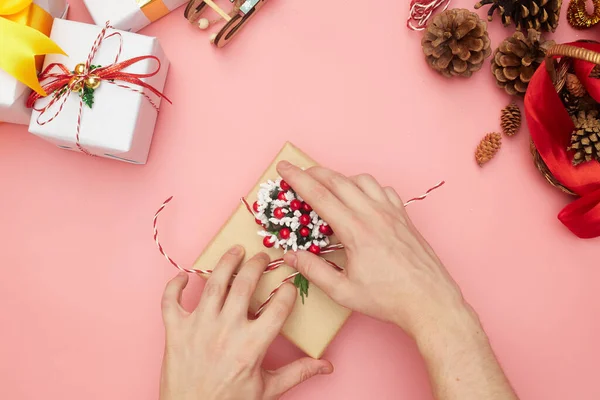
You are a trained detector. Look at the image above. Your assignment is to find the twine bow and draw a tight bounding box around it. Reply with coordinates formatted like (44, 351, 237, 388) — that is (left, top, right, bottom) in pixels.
(26, 22, 171, 155)
(0, 0, 65, 95)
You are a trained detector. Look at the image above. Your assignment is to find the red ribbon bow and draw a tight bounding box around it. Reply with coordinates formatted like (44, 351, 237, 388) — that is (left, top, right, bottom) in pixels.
(27, 22, 171, 155)
(524, 41, 600, 239)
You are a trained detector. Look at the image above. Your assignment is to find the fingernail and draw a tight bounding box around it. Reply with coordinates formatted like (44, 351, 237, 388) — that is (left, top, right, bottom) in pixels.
(285, 252, 297, 267)
(256, 252, 270, 262)
(319, 365, 333, 374)
(278, 161, 292, 170)
(228, 245, 242, 255)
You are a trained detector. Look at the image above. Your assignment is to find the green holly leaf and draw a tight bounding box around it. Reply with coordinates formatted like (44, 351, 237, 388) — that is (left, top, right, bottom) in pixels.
(81, 86, 95, 109)
(294, 274, 310, 304)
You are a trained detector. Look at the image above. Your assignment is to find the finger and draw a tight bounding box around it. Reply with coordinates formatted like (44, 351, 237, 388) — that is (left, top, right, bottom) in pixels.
(283, 251, 351, 303)
(254, 282, 296, 348)
(305, 166, 370, 210)
(222, 252, 270, 319)
(197, 245, 245, 315)
(349, 174, 388, 203)
(384, 187, 405, 210)
(161, 272, 189, 323)
(265, 357, 333, 398)
(276, 161, 354, 239)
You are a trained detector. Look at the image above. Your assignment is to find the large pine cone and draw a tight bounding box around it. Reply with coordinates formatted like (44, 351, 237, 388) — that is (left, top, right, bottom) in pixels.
(422, 8, 492, 78)
(569, 110, 600, 166)
(491, 29, 554, 96)
(475, 0, 562, 32)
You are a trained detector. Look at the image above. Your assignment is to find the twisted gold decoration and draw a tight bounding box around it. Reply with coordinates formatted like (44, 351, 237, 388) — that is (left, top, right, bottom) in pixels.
(567, 0, 600, 29)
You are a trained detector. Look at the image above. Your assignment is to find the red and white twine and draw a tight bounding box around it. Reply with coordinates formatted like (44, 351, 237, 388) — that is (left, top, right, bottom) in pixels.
(26, 22, 170, 156)
(153, 181, 445, 317)
(407, 0, 451, 30)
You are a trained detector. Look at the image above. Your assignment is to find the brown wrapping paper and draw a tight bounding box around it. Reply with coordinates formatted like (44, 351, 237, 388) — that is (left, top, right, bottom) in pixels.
(193, 142, 351, 359)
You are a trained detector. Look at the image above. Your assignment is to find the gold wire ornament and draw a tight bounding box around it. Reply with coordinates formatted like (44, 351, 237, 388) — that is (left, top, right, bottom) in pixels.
(567, 0, 600, 29)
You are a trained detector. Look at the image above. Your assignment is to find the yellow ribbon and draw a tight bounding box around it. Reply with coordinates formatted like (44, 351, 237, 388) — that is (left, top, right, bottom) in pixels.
(0, 0, 65, 96)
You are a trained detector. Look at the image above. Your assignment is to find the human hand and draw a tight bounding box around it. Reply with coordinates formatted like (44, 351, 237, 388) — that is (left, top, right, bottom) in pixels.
(159, 247, 333, 400)
(278, 162, 474, 340)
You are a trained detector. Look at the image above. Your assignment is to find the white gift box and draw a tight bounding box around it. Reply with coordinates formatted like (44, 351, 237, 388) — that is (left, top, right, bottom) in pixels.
(28, 19, 170, 164)
(83, 0, 188, 33)
(0, 0, 68, 125)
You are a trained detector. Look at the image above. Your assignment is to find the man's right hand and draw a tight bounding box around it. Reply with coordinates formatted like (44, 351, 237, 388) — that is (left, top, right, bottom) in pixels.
(278, 161, 469, 338)
(278, 161, 518, 400)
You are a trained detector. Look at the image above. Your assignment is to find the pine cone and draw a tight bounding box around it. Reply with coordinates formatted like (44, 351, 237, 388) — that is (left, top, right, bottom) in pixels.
(590, 66, 600, 78)
(569, 110, 600, 165)
(560, 90, 598, 116)
(566, 73, 586, 97)
(475, 0, 562, 32)
(500, 103, 522, 136)
(421, 8, 492, 78)
(491, 29, 555, 96)
(475, 132, 502, 166)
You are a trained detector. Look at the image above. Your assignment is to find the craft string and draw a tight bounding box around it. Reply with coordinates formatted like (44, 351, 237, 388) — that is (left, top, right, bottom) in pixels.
(26, 21, 171, 155)
(407, 0, 451, 30)
(153, 181, 445, 317)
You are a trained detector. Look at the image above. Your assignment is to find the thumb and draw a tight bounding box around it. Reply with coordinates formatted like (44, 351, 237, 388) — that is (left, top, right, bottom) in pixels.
(283, 251, 349, 301)
(265, 357, 333, 398)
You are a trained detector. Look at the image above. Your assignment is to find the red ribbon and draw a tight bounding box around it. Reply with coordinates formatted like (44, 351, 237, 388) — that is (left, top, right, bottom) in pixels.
(524, 41, 600, 238)
(26, 22, 171, 155)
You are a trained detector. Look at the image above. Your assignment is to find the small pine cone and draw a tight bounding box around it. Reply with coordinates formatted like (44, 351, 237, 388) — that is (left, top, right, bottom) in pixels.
(590, 66, 600, 79)
(566, 73, 586, 97)
(475, 133, 502, 166)
(500, 103, 522, 136)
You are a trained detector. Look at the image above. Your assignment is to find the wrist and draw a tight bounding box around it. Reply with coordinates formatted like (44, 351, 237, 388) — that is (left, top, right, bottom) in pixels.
(412, 301, 489, 357)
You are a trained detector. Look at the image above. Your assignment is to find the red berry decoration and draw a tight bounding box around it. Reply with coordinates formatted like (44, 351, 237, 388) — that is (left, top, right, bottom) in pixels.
(255, 178, 332, 256)
(273, 207, 285, 219)
(319, 224, 333, 235)
(299, 214, 311, 226)
(308, 244, 321, 255)
(279, 227, 291, 239)
(253, 178, 338, 303)
(263, 236, 275, 248)
(302, 202, 313, 212)
(280, 180, 291, 191)
(290, 199, 302, 211)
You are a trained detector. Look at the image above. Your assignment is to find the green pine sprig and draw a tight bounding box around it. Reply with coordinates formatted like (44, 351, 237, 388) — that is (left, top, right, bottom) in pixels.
(67, 65, 102, 109)
(294, 274, 309, 304)
(81, 86, 95, 109)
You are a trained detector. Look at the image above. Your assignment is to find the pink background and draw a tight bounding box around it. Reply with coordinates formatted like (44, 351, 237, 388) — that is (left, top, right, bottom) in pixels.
(1, 0, 599, 398)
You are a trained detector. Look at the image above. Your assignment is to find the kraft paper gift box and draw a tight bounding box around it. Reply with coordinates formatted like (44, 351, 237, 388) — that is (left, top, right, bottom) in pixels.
(28, 19, 170, 164)
(194, 142, 351, 359)
(83, 0, 188, 33)
(0, 0, 68, 125)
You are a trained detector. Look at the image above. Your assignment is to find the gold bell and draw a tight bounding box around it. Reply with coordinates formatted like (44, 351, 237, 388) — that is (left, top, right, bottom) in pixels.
(84, 75, 101, 90)
(73, 63, 87, 75)
(69, 76, 83, 92)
